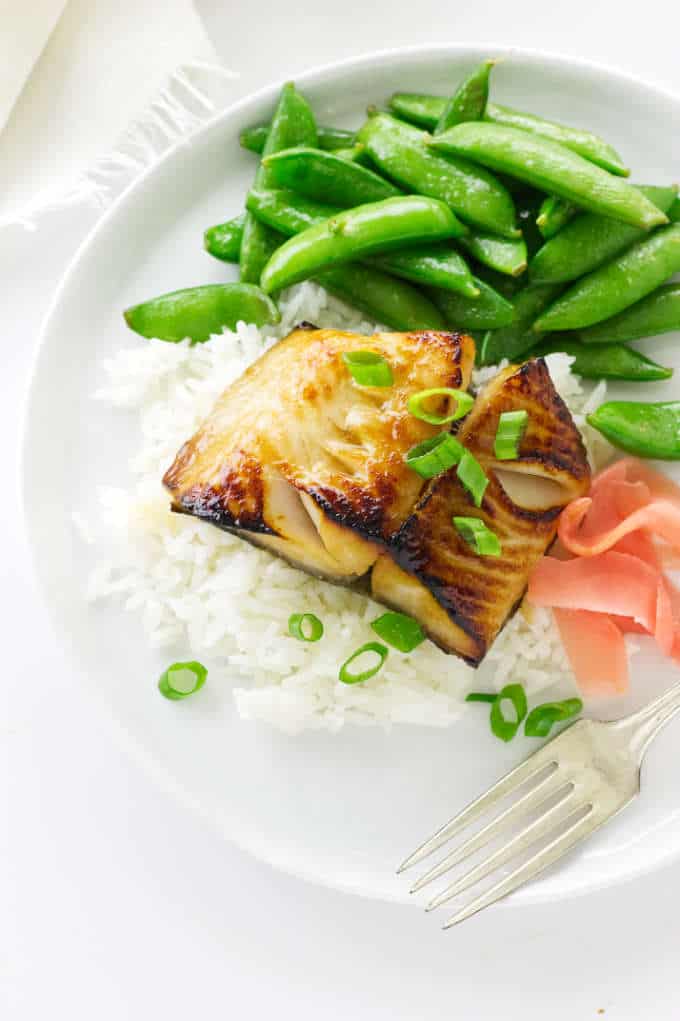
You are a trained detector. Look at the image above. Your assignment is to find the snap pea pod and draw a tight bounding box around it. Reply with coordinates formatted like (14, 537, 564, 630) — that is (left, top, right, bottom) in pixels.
(536, 196, 578, 239)
(371, 246, 478, 298)
(204, 214, 245, 262)
(124, 284, 280, 343)
(357, 112, 518, 238)
(246, 188, 478, 297)
(430, 278, 516, 330)
(535, 223, 680, 332)
(529, 185, 678, 284)
(317, 263, 446, 330)
(434, 59, 495, 133)
(587, 401, 680, 459)
(388, 92, 628, 175)
(332, 144, 369, 163)
(388, 92, 443, 129)
(670, 196, 680, 222)
(240, 83, 318, 284)
(429, 124, 666, 230)
(458, 232, 527, 277)
(579, 284, 680, 345)
(240, 122, 355, 155)
(477, 283, 562, 365)
(530, 337, 672, 381)
(484, 103, 629, 177)
(260, 195, 465, 294)
(246, 187, 340, 234)
(263, 146, 401, 206)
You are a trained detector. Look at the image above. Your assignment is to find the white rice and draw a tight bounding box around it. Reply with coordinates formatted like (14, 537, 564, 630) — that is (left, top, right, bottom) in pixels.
(79, 281, 611, 734)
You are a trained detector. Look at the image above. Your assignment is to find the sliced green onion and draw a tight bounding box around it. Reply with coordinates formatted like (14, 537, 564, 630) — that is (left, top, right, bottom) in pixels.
(288, 612, 324, 642)
(465, 692, 498, 704)
(370, 611, 425, 653)
(405, 432, 464, 479)
(158, 660, 207, 701)
(525, 698, 583, 738)
(339, 642, 389, 684)
(490, 683, 528, 742)
(453, 516, 502, 556)
(494, 409, 529, 461)
(456, 450, 489, 506)
(408, 387, 474, 425)
(342, 350, 393, 387)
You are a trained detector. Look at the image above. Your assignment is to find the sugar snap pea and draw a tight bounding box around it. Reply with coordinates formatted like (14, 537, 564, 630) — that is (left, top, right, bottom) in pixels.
(434, 60, 495, 134)
(357, 112, 518, 238)
(260, 195, 465, 294)
(579, 283, 680, 345)
(240, 83, 318, 284)
(371, 246, 479, 298)
(240, 122, 355, 155)
(458, 232, 527, 277)
(429, 124, 666, 230)
(587, 401, 680, 459)
(484, 103, 629, 177)
(388, 92, 443, 130)
(247, 187, 478, 297)
(389, 92, 628, 175)
(204, 214, 245, 263)
(535, 223, 680, 332)
(263, 146, 401, 206)
(317, 263, 446, 330)
(431, 278, 516, 330)
(531, 337, 672, 381)
(669, 196, 680, 222)
(536, 195, 578, 239)
(529, 185, 678, 284)
(124, 284, 280, 343)
(477, 283, 562, 365)
(246, 187, 340, 234)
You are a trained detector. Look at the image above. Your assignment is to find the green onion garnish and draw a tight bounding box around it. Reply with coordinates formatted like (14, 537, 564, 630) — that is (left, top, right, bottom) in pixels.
(494, 409, 528, 461)
(370, 611, 425, 653)
(342, 350, 393, 387)
(405, 432, 464, 479)
(339, 642, 389, 684)
(453, 516, 501, 556)
(456, 450, 488, 506)
(288, 612, 324, 642)
(466, 692, 498, 704)
(525, 698, 583, 738)
(408, 388, 473, 425)
(158, 660, 207, 701)
(490, 683, 528, 742)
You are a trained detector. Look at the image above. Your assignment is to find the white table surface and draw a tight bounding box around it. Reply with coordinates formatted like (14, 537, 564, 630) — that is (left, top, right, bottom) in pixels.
(4, 1, 680, 1017)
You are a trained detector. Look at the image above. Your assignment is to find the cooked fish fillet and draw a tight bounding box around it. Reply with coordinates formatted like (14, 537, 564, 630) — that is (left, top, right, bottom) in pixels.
(163, 324, 475, 581)
(371, 359, 591, 664)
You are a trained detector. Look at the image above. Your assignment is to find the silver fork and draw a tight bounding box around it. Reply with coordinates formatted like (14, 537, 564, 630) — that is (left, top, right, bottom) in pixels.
(398, 683, 680, 928)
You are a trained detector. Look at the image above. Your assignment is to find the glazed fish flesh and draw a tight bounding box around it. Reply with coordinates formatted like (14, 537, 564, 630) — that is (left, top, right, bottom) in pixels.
(164, 327, 590, 664)
(164, 324, 475, 582)
(372, 359, 591, 663)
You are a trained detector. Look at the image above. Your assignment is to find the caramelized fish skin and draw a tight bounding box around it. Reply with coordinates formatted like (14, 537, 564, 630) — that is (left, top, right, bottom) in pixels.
(372, 359, 591, 664)
(163, 325, 475, 581)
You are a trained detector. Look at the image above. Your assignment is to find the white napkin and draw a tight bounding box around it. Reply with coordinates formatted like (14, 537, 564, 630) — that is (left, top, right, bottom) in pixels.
(0, 0, 67, 133)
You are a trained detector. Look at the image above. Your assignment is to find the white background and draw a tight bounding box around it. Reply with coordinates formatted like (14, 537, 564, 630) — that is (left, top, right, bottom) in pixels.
(3, 1, 680, 1017)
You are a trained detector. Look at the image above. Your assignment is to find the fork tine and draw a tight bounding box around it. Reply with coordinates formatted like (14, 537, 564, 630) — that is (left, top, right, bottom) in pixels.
(398, 749, 558, 874)
(409, 767, 567, 894)
(442, 807, 596, 928)
(426, 787, 580, 911)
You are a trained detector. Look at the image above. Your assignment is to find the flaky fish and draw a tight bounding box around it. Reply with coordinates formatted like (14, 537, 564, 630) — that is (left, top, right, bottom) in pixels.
(164, 324, 475, 582)
(371, 359, 591, 663)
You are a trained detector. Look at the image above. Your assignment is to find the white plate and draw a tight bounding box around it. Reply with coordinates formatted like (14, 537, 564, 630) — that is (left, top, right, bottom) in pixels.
(23, 46, 680, 907)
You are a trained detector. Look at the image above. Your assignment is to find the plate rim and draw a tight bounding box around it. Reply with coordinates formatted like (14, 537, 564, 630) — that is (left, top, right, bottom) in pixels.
(20, 43, 680, 910)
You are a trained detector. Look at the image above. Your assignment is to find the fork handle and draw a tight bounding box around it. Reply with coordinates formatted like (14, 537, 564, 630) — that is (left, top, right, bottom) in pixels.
(614, 681, 680, 760)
